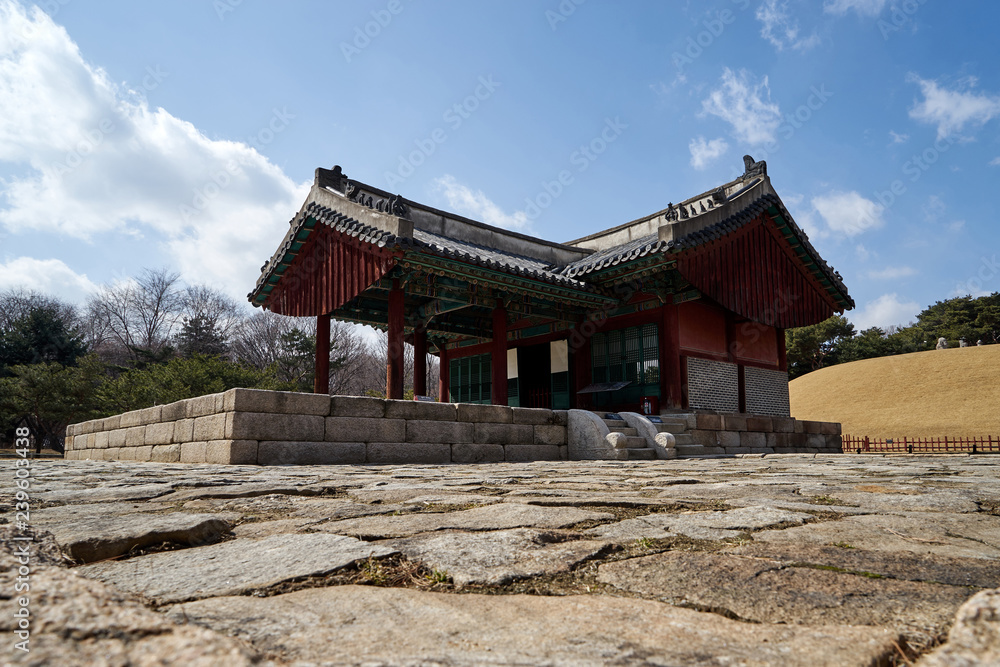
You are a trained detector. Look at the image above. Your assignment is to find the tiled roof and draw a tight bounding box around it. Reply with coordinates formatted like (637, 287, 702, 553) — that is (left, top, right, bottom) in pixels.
(411, 228, 590, 289)
(252, 188, 851, 311)
(561, 233, 667, 278)
(559, 194, 853, 309)
(251, 202, 593, 304)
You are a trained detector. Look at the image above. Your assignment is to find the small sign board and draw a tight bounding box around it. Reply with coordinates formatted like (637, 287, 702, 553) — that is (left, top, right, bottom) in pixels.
(412, 395, 436, 402)
(647, 417, 663, 423)
(604, 413, 624, 421)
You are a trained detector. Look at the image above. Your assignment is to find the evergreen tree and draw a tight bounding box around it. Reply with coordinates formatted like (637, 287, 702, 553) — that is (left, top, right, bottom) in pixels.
(0, 305, 87, 375)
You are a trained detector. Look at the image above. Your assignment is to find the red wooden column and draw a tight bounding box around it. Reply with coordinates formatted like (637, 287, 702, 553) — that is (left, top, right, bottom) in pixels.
(386, 279, 405, 400)
(413, 328, 427, 397)
(659, 303, 683, 409)
(438, 345, 450, 402)
(491, 304, 508, 405)
(776, 327, 788, 371)
(314, 313, 330, 394)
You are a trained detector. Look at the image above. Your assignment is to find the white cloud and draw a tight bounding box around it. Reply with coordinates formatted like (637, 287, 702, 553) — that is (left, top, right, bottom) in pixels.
(850, 293, 920, 330)
(812, 191, 884, 237)
(865, 266, 916, 280)
(701, 68, 782, 145)
(0, 1, 309, 300)
(823, 0, 888, 17)
(855, 244, 872, 261)
(433, 175, 529, 230)
(889, 130, 909, 144)
(756, 0, 820, 51)
(990, 157, 1000, 167)
(688, 136, 729, 170)
(908, 74, 1000, 139)
(0, 256, 98, 303)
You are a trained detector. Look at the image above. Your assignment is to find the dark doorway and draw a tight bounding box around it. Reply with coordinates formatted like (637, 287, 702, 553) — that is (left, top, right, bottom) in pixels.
(517, 343, 551, 409)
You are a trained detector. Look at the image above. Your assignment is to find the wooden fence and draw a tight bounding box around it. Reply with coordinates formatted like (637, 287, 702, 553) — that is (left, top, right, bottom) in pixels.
(842, 435, 1000, 454)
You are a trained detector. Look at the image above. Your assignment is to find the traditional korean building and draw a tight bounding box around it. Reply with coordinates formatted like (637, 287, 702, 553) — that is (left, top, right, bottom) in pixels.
(249, 157, 852, 417)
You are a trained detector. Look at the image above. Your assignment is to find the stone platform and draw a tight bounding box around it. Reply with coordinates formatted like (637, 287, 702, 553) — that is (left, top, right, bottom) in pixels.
(64, 389, 843, 464)
(4, 455, 999, 665)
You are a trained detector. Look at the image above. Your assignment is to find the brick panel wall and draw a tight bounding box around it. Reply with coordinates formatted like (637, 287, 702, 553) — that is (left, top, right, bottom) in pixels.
(745, 367, 791, 417)
(686, 357, 739, 412)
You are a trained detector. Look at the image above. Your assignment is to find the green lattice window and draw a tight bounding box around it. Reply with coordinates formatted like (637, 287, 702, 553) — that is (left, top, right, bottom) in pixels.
(591, 323, 660, 407)
(449, 354, 492, 404)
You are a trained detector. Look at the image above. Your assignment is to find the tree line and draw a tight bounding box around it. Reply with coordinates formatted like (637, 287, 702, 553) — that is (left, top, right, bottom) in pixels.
(786, 293, 1000, 379)
(0, 268, 437, 452)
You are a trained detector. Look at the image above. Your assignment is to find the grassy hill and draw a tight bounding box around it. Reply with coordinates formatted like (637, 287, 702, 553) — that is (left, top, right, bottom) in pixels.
(789, 344, 1000, 438)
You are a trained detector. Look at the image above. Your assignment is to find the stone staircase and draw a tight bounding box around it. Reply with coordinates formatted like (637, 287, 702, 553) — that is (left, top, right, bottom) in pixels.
(597, 413, 695, 460)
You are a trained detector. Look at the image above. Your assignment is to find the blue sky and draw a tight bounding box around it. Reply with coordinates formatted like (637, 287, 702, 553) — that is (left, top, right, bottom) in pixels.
(1, 0, 998, 331)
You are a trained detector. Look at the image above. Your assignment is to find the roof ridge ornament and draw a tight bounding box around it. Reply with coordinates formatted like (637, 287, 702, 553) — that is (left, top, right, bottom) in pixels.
(742, 154, 766, 179)
(665, 203, 678, 222)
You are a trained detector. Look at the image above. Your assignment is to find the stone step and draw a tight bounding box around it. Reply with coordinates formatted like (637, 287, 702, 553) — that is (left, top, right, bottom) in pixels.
(601, 418, 628, 428)
(608, 426, 639, 437)
(672, 434, 694, 447)
(627, 448, 657, 460)
(655, 423, 687, 434)
(623, 436, 647, 449)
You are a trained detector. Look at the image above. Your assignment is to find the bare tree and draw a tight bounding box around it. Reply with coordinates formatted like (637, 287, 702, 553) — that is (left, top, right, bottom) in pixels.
(357, 330, 441, 398)
(230, 310, 309, 369)
(86, 268, 183, 361)
(0, 288, 79, 332)
(181, 285, 246, 343)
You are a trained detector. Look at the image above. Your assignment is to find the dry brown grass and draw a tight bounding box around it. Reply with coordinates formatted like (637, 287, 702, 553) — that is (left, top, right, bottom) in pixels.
(789, 345, 1000, 438)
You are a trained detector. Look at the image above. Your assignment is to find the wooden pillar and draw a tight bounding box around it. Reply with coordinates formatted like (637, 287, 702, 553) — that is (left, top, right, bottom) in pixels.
(491, 305, 508, 405)
(776, 327, 788, 372)
(386, 279, 405, 400)
(314, 313, 330, 394)
(413, 328, 427, 397)
(438, 345, 450, 402)
(659, 303, 683, 409)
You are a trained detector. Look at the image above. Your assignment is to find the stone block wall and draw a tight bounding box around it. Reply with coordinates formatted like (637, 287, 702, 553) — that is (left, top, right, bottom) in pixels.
(744, 367, 791, 417)
(64, 389, 568, 465)
(688, 412, 842, 455)
(687, 357, 739, 413)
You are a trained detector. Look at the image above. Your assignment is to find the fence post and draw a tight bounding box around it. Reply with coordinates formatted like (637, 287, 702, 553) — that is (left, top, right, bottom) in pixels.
(973, 437, 977, 455)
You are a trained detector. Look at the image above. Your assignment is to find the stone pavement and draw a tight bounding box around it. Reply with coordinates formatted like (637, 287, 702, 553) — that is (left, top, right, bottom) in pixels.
(3, 454, 1000, 665)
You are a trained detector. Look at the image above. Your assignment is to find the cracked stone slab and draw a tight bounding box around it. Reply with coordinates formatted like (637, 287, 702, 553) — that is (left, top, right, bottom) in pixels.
(385, 529, 610, 585)
(0, 530, 257, 666)
(165, 584, 902, 667)
(36, 483, 176, 504)
(919, 588, 1000, 666)
(825, 489, 981, 514)
(319, 502, 613, 539)
(188, 494, 412, 521)
(46, 511, 238, 563)
(597, 551, 973, 646)
(78, 533, 396, 602)
(754, 513, 1000, 560)
(727, 496, 871, 515)
(161, 482, 325, 502)
(729, 543, 1000, 589)
(587, 506, 813, 542)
